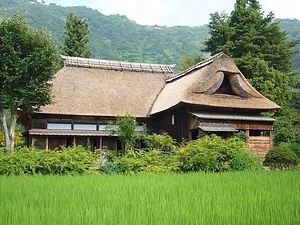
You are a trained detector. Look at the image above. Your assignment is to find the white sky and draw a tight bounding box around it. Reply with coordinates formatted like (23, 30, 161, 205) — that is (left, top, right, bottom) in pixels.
(45, 0, 300, 27)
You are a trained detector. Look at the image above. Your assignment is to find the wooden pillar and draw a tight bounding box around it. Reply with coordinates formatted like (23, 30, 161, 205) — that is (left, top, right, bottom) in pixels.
(270, 130, 273, 149)
(245, 129, 250, 149)
(100, 137, 103, 149)
(45, 137, 49, 150)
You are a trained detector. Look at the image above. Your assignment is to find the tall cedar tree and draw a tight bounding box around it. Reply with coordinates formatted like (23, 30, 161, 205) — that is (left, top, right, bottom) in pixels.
(61, 13, 91, 58)
(0, 13, 60, 150)
(204, 0, 300, 143)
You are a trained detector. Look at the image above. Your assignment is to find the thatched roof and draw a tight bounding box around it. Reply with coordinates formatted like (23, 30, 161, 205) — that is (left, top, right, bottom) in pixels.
(40, 56, 174, 117)
(39, 53, 279, 118)
(151, 53, 279, 114)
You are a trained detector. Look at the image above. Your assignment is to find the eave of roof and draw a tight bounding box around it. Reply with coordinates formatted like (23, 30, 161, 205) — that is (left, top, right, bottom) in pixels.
(198, 125, 238, 132)
(190, 112, 275, 122)
(29, 129, 118, 137)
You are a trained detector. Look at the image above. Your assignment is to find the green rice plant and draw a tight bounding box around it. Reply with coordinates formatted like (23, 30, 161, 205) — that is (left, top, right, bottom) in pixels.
(0, 171, 299, 225)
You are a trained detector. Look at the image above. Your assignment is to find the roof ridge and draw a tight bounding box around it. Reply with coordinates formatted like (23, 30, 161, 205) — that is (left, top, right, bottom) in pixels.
(60, 55, 175, 74)
(166, 52, 225, 82)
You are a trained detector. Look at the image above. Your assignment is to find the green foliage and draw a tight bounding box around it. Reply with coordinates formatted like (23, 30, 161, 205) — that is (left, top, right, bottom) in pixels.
(204, 11, 233, 55)
(272, 107, 300, 144)
(101, 149, 178, 175)
(144, 133, 176, 152)
(0, 12, 59, 149)
(279, 142, 300, 159)
(0, 146, 96, 175)
(0, 0, 209, 73)
(0, 1, 300, 73)
(179, 55, 204, 71)
(204, 0, 300, 143)
(107, 114, 144, 153)
(176, 135, 261, 172)
(205, 0, 296, 79)
(263, 145, 299, 170)
(100, 134, 260, 174)
(0, 13, 60, 112)
(98, 162, 121, 175)
(276, 19, 300, 72)
(61, 12, 91, 57)
(249, 60, 292, 108)
(233, 131, 248, 142)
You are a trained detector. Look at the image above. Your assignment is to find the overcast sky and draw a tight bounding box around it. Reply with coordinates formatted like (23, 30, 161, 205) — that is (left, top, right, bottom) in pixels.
(45, 0, 300, 27)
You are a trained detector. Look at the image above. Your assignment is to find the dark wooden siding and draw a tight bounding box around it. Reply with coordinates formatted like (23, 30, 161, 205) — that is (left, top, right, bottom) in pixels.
(153, 109, 190, 142)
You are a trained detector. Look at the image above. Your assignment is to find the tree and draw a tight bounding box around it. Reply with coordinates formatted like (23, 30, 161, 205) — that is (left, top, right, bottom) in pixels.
(0, 13, 60, 150)
(205, 0, 296, 79)
(61, 13, 91, 58)
(203, 11, 233, 56)
(204, 0, 300, 143)
(179, 55, 204, 71)
(106, 114, 145, 155)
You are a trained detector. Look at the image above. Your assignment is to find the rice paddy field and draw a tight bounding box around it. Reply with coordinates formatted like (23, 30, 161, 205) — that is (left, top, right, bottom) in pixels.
(0, 171, 299, 225)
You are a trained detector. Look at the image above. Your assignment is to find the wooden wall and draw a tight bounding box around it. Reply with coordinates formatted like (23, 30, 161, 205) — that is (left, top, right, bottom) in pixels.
(153, 108, 190, 142)
(248, 136, 272, 158)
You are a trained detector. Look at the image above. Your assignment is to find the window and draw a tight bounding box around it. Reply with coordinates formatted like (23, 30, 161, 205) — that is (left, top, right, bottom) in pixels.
(249, 130, 270, 136)
(215, 75, 236, 95)
(99, 124, 118, 130)
(73, 124, 97, 130)
(99, 125, 145, 131)
(135, 126, 145, 132)
(99, 125, 106, 130)
(47, 123, 71, 130)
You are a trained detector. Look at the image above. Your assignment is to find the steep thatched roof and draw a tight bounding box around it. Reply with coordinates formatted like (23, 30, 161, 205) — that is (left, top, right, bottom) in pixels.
(40, 56, 174, 117)
(151, 53, 279, 114)
(39, 53, 279, 118)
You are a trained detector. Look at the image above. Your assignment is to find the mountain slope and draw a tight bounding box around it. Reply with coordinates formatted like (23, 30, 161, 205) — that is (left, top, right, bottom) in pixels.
(1, 0, 299, 72)
(0, 0, 209, 71)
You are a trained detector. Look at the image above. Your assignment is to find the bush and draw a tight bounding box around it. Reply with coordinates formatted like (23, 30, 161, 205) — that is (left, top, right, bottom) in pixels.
(279, 142, 300, 159)
(98, 162, 121, 175)
(0, 146, 96, 175)
(263, 146, 299, 170)
(99, 135, 260, 174)
(144, 133, 176, 152)
(99, 149, 178, 175)
(176, 135, 260, 172)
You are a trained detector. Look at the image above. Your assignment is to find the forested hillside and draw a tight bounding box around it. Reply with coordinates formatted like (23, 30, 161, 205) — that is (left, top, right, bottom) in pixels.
(0, 0, 299, 72)
(276, 19, 300, 72)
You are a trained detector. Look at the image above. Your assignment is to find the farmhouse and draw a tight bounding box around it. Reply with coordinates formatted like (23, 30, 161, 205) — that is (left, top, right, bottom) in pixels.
(21, 53, 279, 157)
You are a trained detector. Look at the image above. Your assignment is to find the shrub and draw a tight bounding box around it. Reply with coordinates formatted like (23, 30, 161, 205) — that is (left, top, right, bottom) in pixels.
(99, 149, 178, 175)
(176, 135, 260, 172)
(279, 142, 300, 159)
(0, 146, 96, 175)
(98, 162, 121, 175)
(263, 146, 299, 170)
(144, 133, 176, 152)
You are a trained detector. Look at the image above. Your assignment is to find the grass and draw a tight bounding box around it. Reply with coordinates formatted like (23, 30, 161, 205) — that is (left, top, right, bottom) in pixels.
(0, 171, 299, 225)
